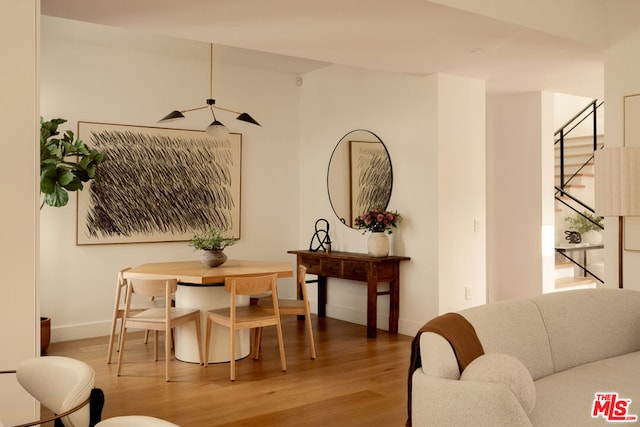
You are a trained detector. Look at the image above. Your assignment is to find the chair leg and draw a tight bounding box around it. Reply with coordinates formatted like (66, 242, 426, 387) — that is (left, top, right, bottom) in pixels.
(154, 331, 159, 361)
(165, 328, 171, 382)
(144, 330, 150, 344)
(275, 321, 287, 373)
(116, 326, 128, 376)
(204, 316, 212, 368)
(230, 326, 236, 381)
(252, 327, 263, 360)
(194, 316, 203, 365)
(305, 311, 316, 359)
(106, 316, 119, 364)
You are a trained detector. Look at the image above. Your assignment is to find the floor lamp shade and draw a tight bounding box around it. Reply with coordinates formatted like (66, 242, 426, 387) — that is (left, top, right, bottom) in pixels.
(594, 147, 640, 217)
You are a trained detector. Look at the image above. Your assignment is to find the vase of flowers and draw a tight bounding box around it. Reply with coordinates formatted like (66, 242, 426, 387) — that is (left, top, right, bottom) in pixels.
(354, 210, 402, 257)
(189, 226, 236, 267)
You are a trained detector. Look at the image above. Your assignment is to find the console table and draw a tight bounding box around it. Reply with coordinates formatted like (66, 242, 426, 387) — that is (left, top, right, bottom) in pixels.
(288, 250, 410, 338)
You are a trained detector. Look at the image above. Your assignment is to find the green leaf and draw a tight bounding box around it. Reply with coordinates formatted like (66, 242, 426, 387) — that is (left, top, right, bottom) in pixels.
(44, 186, 69, 207)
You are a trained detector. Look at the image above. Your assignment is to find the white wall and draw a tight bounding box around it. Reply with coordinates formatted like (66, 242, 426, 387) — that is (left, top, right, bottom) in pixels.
(40, 17, 300, 341)
(602, 0, 640, 290)
(486, 92, 554, 301)
(299, 65, 486, 335)
(437, 74, 487, 313)
(0, 1, 40, 424)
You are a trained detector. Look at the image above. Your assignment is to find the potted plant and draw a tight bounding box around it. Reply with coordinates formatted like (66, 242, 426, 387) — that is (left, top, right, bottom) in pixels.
(40, 117, 105, 208)
(39, 117, 105, 353)
(189, 226, 236, 267)
(354, 210, 402, 257)
(565, 211, 604, 245)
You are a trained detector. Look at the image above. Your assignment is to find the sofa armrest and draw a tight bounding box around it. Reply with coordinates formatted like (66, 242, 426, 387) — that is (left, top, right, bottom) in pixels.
(411, 371, 532, 427)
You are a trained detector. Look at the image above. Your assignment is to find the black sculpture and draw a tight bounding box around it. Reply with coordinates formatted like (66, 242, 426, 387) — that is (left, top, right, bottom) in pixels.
(309, 219, 332, 252)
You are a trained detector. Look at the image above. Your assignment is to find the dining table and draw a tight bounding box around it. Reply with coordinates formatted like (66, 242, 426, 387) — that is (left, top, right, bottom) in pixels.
(123, 259, 293, 363)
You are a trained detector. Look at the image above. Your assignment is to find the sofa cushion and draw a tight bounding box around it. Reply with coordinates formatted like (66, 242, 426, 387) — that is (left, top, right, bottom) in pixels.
(461, 353, 536, 415)
(529, 351, 640, 426)
(460, 299, 554, 380)
(532, 289, 640, 374)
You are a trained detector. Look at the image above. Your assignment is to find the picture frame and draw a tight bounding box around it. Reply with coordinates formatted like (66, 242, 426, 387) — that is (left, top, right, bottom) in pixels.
(76, 121, 241, 245)
(349, 140, 392, 227)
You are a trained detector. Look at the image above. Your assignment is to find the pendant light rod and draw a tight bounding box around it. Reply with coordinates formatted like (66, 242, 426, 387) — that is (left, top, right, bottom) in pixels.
(157, 41, 261, 130)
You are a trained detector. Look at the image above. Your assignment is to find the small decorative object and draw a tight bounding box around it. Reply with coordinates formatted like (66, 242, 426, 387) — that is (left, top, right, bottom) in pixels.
(565, 230, 582, 244)
(354, 210, 402, 257)
(309, 219, 332, 252)
(565, 211, 603, 245)
(189, 226, 236, 267)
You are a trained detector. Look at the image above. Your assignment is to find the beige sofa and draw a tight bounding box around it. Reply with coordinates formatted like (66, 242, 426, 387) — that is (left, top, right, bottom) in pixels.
(410, 288, 640, 426)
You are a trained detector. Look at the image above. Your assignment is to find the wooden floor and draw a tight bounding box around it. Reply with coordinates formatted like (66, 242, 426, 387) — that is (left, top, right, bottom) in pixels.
(46, 316, 412, 427)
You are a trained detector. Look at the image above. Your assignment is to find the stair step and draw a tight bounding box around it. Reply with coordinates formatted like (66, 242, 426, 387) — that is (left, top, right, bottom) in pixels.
(555, 276, 597, 290)
(555, 261, 573, 269)
(555, 173, 594, 178)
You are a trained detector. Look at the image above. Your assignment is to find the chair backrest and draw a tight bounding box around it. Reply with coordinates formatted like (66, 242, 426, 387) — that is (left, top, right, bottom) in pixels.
(128, 278, 177, 300)
(16, 356, 95, 427)
(114, 268, 132, 307)
(297, 265, 309, 302)
(224, 274, 279, 297)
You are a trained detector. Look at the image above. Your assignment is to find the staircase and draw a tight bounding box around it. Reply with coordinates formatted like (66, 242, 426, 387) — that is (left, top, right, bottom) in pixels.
(553, 100, 604, 290)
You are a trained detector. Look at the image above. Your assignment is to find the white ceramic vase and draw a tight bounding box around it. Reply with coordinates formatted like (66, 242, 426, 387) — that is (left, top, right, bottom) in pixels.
(581, 230, 603, 245)
(368, 232, 389, 257)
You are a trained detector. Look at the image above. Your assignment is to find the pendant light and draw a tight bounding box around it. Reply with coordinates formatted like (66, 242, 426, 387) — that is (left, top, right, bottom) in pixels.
(158, 43, 261, 135)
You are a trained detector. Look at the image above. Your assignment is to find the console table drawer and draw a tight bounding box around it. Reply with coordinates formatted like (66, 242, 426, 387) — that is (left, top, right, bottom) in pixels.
(342, 261, 367, 280)
(300, 256, 321, 274)
(322, 259, 342, 276)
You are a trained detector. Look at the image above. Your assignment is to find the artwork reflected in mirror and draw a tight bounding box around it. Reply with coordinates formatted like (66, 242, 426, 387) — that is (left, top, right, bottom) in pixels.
(327, 130, 392, 228)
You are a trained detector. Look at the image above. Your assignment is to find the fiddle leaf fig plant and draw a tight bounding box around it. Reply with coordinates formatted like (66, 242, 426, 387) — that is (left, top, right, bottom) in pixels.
(40, 118, 105, 208)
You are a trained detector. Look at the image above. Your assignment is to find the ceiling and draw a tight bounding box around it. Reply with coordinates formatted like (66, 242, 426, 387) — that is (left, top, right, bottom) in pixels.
(41, 0, 607, 98)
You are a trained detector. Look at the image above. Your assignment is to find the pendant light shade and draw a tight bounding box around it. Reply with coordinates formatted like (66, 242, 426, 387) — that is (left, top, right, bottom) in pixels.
(205, 120, 229, 137)
(158, 43, 261, 134)
(158, 110, 185, 122)
(236, 112, 261, 126)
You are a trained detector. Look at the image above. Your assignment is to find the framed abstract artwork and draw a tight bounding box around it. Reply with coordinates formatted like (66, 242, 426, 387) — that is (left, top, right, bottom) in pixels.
(76, 122, 241, 245)
(349, 140, 392, 227)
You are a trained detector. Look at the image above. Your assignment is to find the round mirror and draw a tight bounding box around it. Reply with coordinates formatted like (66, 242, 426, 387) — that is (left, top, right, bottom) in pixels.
(327, 129, 393, 228)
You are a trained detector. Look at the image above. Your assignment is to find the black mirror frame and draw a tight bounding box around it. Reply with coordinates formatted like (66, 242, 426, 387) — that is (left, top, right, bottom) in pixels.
(326, 129, 393, 228)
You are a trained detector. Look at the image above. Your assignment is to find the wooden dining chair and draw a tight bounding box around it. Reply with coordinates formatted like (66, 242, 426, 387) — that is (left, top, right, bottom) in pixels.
(117, 278, 202, 382)
(204, 273, 286, 381)
(106, 268, 167, 364)
(257, 265, 316, 359)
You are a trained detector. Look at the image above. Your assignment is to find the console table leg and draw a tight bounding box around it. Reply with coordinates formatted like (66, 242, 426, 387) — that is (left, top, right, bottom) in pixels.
(389, 279, 399, 335)
(367, 276, 377, 338)
(318, 275, 327, 318)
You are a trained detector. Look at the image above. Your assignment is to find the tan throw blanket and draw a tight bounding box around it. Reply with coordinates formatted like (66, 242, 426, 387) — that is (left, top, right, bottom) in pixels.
(406, 312, 484, 426)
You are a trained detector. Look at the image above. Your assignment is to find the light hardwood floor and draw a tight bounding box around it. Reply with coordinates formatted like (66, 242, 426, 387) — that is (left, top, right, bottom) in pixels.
(46, 316, 412, 426)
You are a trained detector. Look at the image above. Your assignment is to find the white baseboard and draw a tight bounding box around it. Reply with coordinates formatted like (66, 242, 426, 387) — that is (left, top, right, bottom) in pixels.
(51, 320, 111, 343)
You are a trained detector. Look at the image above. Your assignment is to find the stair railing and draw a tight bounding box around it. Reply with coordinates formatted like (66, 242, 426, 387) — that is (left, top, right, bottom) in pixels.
(555, 99, 604, 190)
(554, 99, 605, 285)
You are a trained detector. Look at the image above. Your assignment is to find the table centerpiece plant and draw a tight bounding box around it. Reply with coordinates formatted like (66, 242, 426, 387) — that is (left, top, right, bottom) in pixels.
(189, 226, 236, 267)
(354, 210, 402, 257)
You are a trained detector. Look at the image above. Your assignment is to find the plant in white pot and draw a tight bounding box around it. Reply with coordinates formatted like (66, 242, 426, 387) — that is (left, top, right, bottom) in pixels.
(39, 117, 105, 353)
(189, 226, 236, 267)
(565, 211, 604, 245)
